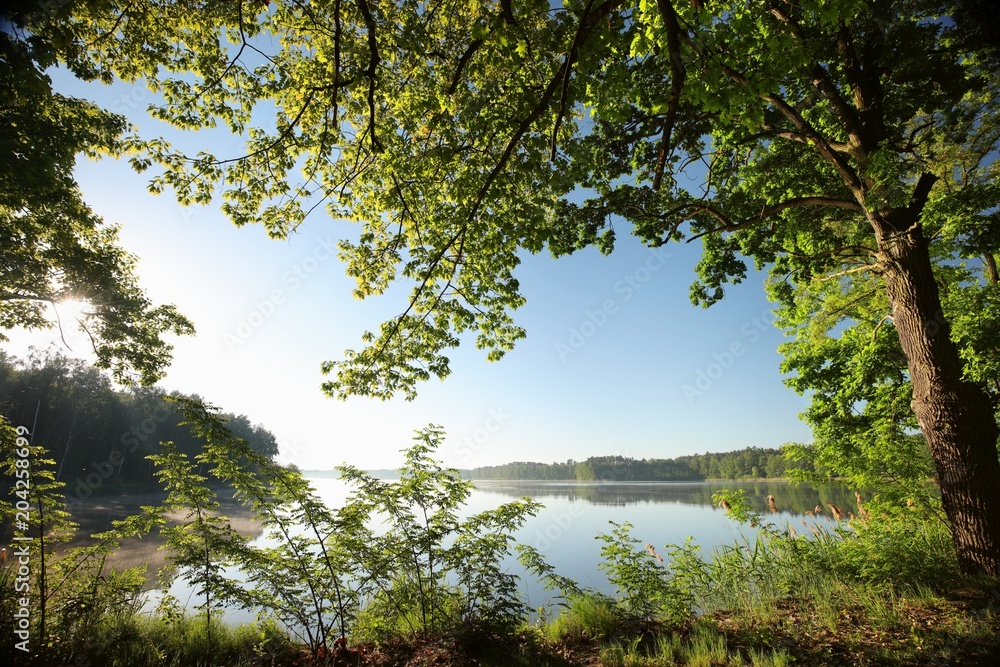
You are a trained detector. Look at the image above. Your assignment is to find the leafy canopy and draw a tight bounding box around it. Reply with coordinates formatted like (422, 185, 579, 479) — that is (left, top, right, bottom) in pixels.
(29, 0, 1000, 408)
(1, 2, 193, 385)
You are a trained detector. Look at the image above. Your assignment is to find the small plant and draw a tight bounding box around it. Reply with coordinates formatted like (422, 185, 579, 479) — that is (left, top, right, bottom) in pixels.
(149, 440, 247, 645)
(0, 417, 159, 665)
(167, 397, 364, 657)
(597, 521, 696, 627)
(341, 425, 542, 640)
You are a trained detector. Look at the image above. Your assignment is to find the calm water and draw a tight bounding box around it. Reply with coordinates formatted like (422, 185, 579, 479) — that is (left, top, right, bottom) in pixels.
(147, 478, 858, 622)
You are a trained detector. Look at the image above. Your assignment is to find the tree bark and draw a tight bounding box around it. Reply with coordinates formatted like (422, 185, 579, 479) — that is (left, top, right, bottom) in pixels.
(984, 254, 999, 285)
(877, 223, 1000, 577)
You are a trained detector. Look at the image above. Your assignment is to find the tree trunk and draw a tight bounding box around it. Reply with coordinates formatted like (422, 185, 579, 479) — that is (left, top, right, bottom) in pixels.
(877, 223, 1000, 577)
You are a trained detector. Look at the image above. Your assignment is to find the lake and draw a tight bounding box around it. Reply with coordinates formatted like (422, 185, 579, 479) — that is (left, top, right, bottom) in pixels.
(133, 478, 858, 622)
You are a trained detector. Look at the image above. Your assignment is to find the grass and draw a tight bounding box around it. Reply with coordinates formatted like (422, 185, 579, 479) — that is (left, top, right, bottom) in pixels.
(7, 558, 997, 667)
(546, 593, 621, 642)
(18, 614, 299, 667)
(597, 621, 791, 667)
(7, 483, 999, 667)
(22, 590, 1000, 664)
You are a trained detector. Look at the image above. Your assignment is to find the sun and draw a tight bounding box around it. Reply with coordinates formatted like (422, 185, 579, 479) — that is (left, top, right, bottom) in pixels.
(54, 298, 92, 327)
(51, 299, 96, 351)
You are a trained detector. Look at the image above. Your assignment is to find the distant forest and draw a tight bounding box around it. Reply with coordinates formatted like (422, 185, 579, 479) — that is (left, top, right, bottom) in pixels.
(1, 350, 811, 495)
(469, 449, 814, 481)
(0, 351, 278, 499)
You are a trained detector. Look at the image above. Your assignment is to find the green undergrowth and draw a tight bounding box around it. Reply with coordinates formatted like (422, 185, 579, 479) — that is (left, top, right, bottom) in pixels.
(3, 410, 999, 666)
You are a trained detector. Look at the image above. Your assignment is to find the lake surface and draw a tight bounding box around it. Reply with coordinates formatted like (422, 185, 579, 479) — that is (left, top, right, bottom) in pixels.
(136, 478, 858, 622)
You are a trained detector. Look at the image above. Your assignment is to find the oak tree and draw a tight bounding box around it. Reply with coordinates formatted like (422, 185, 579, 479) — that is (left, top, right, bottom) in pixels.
(36, 0, 1000, 574)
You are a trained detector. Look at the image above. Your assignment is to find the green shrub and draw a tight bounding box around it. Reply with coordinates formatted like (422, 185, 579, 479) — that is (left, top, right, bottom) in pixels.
(596, 521, 698, 627)
(547, 593, 621, 642)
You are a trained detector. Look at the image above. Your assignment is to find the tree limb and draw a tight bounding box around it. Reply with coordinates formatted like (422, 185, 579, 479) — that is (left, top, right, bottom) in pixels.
(652, 0, 687, 190)
(551, 0, 599, 160)
(446, 39, 484, 95)
(983, 254, 999, 284)
(356, 0, 382, 152)
(813, 264, 877, 282)
(685, 196, 864, 242)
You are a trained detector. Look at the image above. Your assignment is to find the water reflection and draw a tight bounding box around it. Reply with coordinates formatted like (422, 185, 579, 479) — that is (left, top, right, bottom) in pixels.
(62, 480, 864, 621)
(62, 489, 263, 590)
(472, 480, 860, 516)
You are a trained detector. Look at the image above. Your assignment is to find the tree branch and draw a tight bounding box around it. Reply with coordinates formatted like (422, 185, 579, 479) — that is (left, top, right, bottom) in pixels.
(349, 0, 626, 390)
(652, 0, 687, 190)
(685, 196, 863, 242)
(356, 0, 382, 152)
(446, 39, 484, 95)
(909, 172, 938, 217)
(984, 254, 999, 284)
(551, 0, 599, 160)
(767, 5, 867, 150)
(500, 0, 517, 25)
(813, 264, 877, 282)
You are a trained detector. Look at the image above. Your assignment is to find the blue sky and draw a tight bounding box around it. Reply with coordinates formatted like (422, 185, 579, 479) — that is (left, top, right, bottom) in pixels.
(6, 70, 813, 470)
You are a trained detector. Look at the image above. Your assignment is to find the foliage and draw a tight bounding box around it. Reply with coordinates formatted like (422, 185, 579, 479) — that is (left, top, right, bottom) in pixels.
(69, 613, 297, 667)
(141, 404, 543, 651)
(32, 0, 1000, 569)
(545, 592, 620, 643)
(166, 395, 363, 655)
(774, 251, 978, 504)
(0, 415, 159, 665)
(2, 409, 997, 665)
(596, 521, 701, 628)
(0, 350, 280, 498)
(708, 488, 959, 601)
(341, 425, 542, 639)
(24, 0, 995, 408)
(0, 3, 193, 384)
(17, 0, 1000, 574)
(473, 447, 808, 481)
(149, 440, 248, 642)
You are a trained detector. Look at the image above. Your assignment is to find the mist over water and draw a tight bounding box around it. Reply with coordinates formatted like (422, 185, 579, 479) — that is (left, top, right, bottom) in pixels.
(115, 479, 857, 624)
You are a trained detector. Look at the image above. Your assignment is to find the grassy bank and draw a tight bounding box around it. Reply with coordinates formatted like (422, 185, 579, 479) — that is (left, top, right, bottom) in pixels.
(8, 502, 997, 666)
(4, 414, 997, 666)
(15, 558, 996, 666)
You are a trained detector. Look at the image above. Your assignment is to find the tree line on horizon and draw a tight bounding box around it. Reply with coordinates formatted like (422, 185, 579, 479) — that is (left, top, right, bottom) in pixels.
(0, 351, 279, 500)
(468, 447, 822, 482)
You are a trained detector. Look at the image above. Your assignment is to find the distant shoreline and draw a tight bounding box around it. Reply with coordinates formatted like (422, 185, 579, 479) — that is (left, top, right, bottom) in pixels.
(469, 477, 796, 483)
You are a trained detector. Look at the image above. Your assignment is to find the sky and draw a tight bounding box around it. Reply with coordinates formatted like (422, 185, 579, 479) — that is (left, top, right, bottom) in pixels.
(5, 69, 814, 471)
